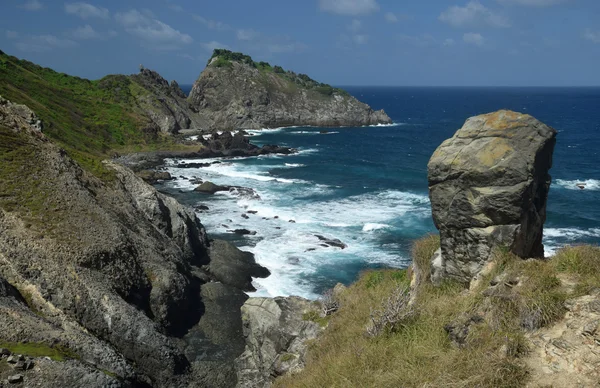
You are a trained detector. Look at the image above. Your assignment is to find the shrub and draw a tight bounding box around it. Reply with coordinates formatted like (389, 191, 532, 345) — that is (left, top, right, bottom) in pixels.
(365, 285, 415, 337)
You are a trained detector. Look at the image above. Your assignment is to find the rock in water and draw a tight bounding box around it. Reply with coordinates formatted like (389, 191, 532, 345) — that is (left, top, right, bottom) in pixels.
(428, 110, 557, 283)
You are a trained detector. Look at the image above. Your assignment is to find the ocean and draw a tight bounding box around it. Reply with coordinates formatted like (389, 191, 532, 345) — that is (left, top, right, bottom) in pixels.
(160, 86, 600, 299)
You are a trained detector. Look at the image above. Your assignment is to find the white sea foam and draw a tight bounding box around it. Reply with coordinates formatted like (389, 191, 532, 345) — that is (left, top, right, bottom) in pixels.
(290, 131, 339, 135)
(362, 223, 391, 232)
(284, 163, 305, 168)
(364, 122, 406, 128)
(543, 227, 600, 257)
(555, 179, 600, 191)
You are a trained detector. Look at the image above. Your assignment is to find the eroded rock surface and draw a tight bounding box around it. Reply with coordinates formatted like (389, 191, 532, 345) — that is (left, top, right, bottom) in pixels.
(428, 110, 557, 283)
(188, 57, 392, 130)
(235, 297, 323, 388)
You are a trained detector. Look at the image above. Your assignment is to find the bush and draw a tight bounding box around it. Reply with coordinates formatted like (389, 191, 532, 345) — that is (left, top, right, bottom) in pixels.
(365, 285, 415, 337)
(273, 65, 285, 74)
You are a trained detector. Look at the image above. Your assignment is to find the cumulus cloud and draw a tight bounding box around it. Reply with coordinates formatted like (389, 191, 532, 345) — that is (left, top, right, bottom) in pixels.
(497, 0, 568, 6)
(70, 24, 101, 39)
(319, 0, 380, 16)
(15, 34, 77, 52)
(463, 32, 485, 46)
(440, 1, 509, 28)
(19, 0, 44, 11)
(384, 12, 398, 23)
(115, 9, 193, 49)
(65, 2, 109, 19)
(444, 38, 456, 46)
(584, 29, 600, 43)
(192, 14, 231, 31)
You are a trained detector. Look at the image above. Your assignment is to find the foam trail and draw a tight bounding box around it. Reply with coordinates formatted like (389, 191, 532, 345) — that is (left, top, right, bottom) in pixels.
(555, 179, 600, 191)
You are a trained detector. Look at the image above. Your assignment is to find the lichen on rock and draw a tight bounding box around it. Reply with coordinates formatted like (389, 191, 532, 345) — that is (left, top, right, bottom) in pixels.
(428, 110, 557, 284)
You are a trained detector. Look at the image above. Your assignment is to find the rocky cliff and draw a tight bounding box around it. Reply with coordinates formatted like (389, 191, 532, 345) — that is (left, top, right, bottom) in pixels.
(187, 50, 392, 130)
(427, 110, 557, 284)
(0, 96, 282, 387)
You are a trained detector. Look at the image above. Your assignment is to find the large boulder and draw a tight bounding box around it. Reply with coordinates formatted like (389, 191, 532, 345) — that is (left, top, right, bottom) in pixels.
(428, 110, 557, 283)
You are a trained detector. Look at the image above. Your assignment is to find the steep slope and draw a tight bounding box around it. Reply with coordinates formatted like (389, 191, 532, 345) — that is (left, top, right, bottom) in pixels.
(0, 96, 269, 387)
(188, 50, 392, 130)
(0, 50, 198, 178)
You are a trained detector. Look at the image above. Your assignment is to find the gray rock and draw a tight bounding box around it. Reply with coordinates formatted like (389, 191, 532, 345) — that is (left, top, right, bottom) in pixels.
(235, 297, 324, 388)
(195, 181, 229, 194)
(7, 374, 23, 384)
(188, 54, 392, 130)
(428, 110, 557, 284)
(208, 240, 270, 291)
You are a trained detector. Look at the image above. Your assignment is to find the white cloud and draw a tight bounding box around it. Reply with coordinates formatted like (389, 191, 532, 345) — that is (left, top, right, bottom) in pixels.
(463, 32, 485, 46)
(319, 0, 380, 16)
(584, 29, 600, 44)
(384, 12, 398, 23)
(15, 34, 77, 52)
(353, 34, 368, 44)
(201, 41, 230, 51)
(237, 29, 260, 41)
(115, 9, 193, 49)
(65, 2, 109, 19)
(439, 1, 509, 28)
(192, 14, 231, 31)
(6, 30, 19, 39)
(397, 34, 436, 47)
(70, 24, 101, 39)
(444, 38, 456, 46)
(497, 0, 568, 6)
(19, 0, 44, 11)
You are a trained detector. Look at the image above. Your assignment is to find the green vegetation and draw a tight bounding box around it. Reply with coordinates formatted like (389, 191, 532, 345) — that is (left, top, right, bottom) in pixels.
(0, 51, 192, 179)
(0, 342, 79, 361)
(208, 49, 350, 97)
(302, 310, 330, 328)
(276, 239, 600, 388)
(280, 353, 297, 362)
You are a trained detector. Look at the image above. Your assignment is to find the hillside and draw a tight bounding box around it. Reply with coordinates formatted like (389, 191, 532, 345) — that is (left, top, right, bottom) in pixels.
(188, 49, 392, 130)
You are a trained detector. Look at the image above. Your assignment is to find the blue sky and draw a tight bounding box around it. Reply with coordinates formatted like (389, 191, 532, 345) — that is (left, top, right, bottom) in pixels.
(1, 0, 599, 86)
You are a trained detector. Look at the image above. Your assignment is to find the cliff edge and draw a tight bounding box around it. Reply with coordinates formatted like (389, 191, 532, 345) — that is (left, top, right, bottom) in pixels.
(187, 50, 392, 130)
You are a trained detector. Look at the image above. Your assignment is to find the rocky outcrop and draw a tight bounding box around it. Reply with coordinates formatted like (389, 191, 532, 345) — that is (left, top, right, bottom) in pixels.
(428, 110, 557, 284)
(197, 131, 296, 158)
(130, 68, 202, 133)
(0, 97, 270, 387)
(525, 289, 600, 387)
(235, 297, 323, 388)
(187, 51, 392, 130)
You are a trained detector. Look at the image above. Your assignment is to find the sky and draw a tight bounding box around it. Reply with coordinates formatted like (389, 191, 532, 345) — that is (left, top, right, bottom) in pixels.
(1, 0, 600, 86)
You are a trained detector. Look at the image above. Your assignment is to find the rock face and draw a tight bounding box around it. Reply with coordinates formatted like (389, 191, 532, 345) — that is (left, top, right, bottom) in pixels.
(428, 110, 557, 283)
(130, 68, 202, 133)
(197, 131, 296, 158)
(0, 97, 271, 387)
(188, 52, 392, 130)
(235, 297, 323, 388)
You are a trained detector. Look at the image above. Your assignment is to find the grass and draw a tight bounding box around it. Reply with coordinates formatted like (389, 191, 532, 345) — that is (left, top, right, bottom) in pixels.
(0, 342, 79, 361)
(275, 238, 600, 388)
(0, 51, 192, 180)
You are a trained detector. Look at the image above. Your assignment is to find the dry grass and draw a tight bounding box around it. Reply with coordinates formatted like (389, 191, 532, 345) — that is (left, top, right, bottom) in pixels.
(275, 239, 600, 388)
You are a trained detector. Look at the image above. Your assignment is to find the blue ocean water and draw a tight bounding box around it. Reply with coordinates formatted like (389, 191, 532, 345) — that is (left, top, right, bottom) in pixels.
(164, 86, 600, 298)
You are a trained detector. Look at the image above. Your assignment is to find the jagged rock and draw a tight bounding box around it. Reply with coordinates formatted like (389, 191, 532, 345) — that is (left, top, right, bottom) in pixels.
(197, 131, 296, 158)
(428, 111, 557, 284)
(188, 51, 392, 130)
(315, 235, 347, 249)
(235, 297, 324, 388)
(207, 240, 270, 292)
(136, 169, 173, 183)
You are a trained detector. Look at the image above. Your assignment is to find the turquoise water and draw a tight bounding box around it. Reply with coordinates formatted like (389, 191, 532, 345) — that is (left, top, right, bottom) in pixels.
(162, 87, 600, 298)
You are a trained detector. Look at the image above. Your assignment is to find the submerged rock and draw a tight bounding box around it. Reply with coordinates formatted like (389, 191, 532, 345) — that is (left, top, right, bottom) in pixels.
(428, 110, 557, 284)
